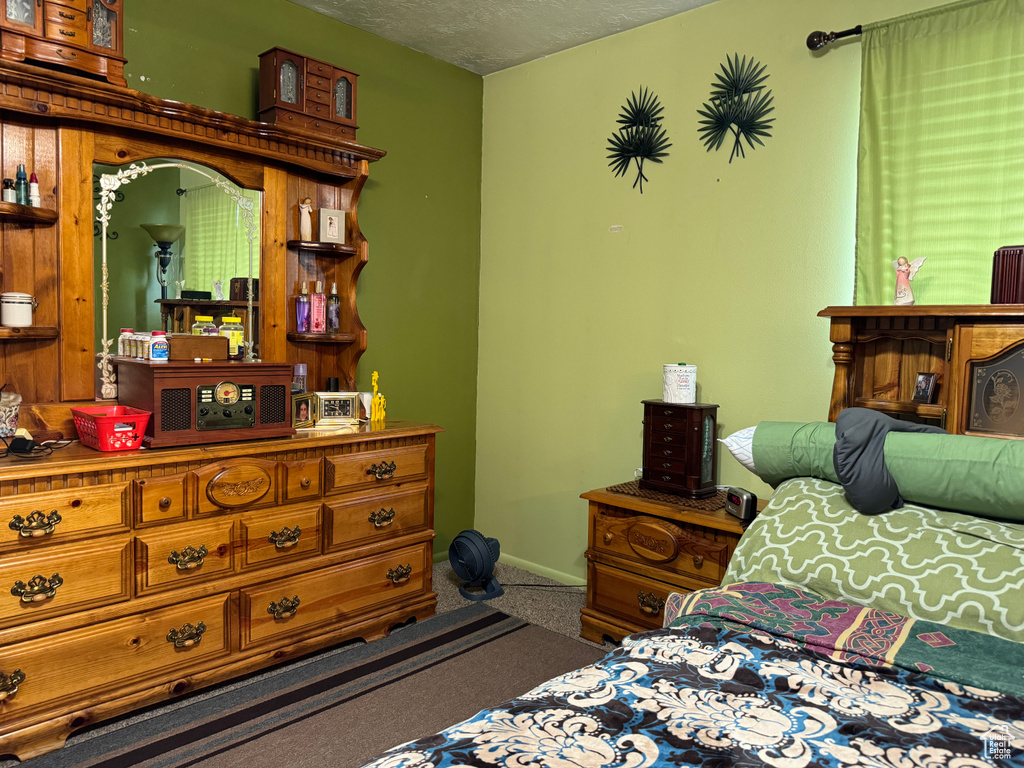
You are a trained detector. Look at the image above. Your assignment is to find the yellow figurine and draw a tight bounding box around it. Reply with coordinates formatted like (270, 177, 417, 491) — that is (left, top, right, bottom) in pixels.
(371, 371, 387, 423)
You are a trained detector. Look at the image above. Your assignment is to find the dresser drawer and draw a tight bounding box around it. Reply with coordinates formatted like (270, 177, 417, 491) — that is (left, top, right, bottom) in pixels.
(195, 459, 277, 515)
(326, 444, 428, 494)
(591, 510, 728, 584)
(0, 593, 230, 716)
(134, 518, 235, 595)
(305, 89, 330, 108)
(324, 481, 429, 552)
(239, 542, 429, 649)
(0, 484, 129, 551)
(134, 473, 189, 526)
(281, 458, 321, 501)
(238, 503, 321, 570)
(0, 536, 131, 629)
(588, 561, 678, 632)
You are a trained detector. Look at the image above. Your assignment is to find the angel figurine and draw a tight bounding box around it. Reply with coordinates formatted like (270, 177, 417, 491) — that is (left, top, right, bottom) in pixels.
(893, 256, 926, 306)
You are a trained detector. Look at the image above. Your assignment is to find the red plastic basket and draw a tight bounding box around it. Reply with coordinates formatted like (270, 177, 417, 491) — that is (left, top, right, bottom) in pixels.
(71, 406, 151, 451)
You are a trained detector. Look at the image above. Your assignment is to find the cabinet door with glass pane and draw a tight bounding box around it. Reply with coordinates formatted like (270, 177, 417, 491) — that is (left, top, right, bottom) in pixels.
(89, 0, 122, 57)
(1, 0, 44, 38)
(331, 68, 357, 129)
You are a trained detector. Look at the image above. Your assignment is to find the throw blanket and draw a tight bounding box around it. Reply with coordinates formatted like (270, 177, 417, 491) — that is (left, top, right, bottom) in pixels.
(360, 584, 1024, 767)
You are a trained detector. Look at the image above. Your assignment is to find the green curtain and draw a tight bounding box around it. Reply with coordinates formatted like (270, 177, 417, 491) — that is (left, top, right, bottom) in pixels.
(182, 185, 260, 295)
(855, 0, 1024, 305)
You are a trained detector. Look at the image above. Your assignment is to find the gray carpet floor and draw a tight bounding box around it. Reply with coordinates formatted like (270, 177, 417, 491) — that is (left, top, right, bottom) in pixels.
(433, 560, 615, 651)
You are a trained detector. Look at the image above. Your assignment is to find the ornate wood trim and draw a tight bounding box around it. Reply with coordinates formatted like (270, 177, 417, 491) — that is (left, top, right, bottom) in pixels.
(0, 60, 385, 178)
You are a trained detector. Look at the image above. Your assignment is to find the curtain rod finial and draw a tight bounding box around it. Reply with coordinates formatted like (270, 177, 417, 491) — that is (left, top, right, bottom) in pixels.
(807, 30, 829, 50)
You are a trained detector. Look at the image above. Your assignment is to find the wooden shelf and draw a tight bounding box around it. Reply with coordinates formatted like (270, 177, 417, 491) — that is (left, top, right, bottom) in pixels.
(0, 326, 57, 339)
(287, 332, 357, 343)
(0, 201, 57, 224)
(853, 397, 945, 420)
(287, 240, 357, 256)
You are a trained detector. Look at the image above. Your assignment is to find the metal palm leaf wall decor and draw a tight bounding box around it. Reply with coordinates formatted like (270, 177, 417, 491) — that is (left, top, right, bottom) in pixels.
(607, 86, 672, 193)
(697, 54, 775, 163)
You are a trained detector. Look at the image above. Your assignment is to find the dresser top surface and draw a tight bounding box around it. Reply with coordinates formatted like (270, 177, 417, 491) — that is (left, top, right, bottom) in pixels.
(0, 420, 442, 480)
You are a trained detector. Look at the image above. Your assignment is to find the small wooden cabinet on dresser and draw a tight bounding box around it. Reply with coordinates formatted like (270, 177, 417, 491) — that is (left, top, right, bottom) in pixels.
(0, 421, 440, 761)
(0, 0, 125, 86)
(580, 484, 746, 644)
(639, 400, 718, 499)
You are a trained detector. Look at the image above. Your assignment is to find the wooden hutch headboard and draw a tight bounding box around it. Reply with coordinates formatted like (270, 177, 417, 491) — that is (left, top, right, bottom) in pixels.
(819, 305, 1024, 439)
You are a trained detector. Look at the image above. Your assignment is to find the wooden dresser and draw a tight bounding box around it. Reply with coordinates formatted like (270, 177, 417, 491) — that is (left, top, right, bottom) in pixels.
(0, 421, 439, 760)
(580, 484, 746, 644)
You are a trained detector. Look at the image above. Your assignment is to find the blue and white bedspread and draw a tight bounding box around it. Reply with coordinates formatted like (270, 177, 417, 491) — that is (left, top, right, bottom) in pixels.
(361, 591, 1024, 767)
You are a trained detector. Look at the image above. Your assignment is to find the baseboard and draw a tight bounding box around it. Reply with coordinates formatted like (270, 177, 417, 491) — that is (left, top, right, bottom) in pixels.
(498, 553, 585, 586)
(431, 546, 585, 587)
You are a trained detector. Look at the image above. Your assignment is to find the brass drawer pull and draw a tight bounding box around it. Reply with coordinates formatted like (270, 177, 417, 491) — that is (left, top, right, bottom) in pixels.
(268, 595, 300, 620)
(663, 423, 674, 430)
(0, 669, 26, 701)
(55, 48, 77, 60)
(369, 508, 395, 528)
(367, 461, 396, 480)
(603, 532, 613, 545)
(300, 477, 312, 489)
(11, 573, 63, 602)
(9, 510, 62, 537)
(387, 563, 412, 584)
(166, 621, 206, 648)
(168, 545, 208, 570)
(637, 590, 665, 616)
(662, 436, 674, 443)
(58, 10, 75, 19)
(268, 526, 302, 549)
(693, 555, 704, 568)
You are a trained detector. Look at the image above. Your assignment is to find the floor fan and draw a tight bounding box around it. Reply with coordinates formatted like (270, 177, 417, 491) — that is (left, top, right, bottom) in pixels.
(448, 529, 504, 601)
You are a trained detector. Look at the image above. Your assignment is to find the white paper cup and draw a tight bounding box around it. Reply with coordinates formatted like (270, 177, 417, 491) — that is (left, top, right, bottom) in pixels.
(663, 364, 696, 403)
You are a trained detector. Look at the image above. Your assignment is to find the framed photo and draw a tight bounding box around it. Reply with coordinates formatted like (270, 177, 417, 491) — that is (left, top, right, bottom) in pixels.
(318, 208, 345, 244)
(292, 393, 316, 428)
(315, 391, 360, 426)
(912, 372, 939, 404)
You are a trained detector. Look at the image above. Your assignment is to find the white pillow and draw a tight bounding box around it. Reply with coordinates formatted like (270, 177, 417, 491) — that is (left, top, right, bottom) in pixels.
(719, 426, 757, 474)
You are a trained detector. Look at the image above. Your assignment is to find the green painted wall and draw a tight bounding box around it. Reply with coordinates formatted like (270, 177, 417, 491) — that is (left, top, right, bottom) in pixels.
(476, 0, 946, 583)
(125, 0, 483, 556)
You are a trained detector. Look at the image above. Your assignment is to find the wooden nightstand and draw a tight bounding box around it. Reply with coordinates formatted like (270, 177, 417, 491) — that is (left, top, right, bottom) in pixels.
(580, 482, 747, 644)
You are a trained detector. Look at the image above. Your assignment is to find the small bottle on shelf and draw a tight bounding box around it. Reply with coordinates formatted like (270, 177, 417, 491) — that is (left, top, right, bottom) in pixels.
(2, 179, 15, 203)
(14, 165, 27, 206)
(327, 281, 340, 332)
(310, 280, 326, 333)
(296, 282, 311, 333)
(27, 173, 39, 208)
(292, 363, 307, 394)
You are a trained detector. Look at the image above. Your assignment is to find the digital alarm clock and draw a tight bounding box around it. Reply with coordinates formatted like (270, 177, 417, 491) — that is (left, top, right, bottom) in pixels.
(725, 487, 757, 522)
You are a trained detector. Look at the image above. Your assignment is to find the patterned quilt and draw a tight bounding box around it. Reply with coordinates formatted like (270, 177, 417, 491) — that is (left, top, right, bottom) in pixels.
(360, 584, 1024, 767)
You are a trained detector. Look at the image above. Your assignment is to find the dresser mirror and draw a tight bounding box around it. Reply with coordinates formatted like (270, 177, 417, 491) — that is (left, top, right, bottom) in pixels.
(94, 159, 261, 399)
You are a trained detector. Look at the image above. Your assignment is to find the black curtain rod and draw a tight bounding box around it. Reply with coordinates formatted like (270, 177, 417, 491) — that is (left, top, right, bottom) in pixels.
(806, 25, 863, 51)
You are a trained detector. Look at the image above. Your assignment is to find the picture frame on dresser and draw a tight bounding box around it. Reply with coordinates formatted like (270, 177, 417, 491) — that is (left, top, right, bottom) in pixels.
(293, 393, 316, 427)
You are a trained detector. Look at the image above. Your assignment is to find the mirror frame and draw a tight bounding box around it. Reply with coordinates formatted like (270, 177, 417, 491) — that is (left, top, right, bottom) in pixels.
(95, 160, 260, 398)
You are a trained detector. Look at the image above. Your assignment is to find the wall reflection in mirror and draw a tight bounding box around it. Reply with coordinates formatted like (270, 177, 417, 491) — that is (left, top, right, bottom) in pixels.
(93, 158, 262, 398)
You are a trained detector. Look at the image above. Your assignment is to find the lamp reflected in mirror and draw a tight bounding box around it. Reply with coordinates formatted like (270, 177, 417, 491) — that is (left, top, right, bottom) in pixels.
(140, 223, 185, 299)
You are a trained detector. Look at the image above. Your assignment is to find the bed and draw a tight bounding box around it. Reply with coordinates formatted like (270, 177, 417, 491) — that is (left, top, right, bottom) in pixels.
(359, 412, 1024, 767)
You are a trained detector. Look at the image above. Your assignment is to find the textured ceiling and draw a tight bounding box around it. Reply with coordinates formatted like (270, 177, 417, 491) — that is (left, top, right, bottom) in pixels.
(286, 0, 721, 75)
